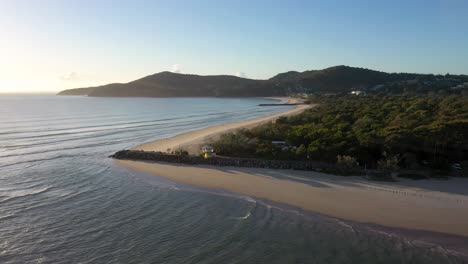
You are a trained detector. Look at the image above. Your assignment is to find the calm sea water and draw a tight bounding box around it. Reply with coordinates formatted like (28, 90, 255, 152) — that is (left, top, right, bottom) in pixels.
(0, 94, 466, 264)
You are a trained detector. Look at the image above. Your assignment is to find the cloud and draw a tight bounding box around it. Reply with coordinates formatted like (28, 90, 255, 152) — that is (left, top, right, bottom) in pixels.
(59, 72, 101, 83)
(171, 64, 182, 73)
(235, 72, 247, 78)
(60, 72, 80, 81)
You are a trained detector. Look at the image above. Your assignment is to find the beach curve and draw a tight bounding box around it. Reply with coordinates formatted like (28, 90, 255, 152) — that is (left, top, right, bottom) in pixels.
(115, 97, 468, 240)
(131, 97, 311, 154)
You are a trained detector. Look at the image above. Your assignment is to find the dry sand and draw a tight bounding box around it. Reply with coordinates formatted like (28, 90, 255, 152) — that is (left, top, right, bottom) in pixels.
(117, 97, 468, 237)
(132, 97, 311, 154)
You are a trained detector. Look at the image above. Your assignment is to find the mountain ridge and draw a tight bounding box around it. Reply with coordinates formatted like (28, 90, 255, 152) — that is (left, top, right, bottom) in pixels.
(57, 66, 468, 97)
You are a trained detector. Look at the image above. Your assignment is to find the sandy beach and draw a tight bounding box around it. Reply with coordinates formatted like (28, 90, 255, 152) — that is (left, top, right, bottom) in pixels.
(132, 97, 311, 154)
(117, 160, 468, 237)
(117, 97, 468, 238)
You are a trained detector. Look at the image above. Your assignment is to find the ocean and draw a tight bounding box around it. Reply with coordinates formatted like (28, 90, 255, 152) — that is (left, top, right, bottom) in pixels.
(0, 94, 466, 264)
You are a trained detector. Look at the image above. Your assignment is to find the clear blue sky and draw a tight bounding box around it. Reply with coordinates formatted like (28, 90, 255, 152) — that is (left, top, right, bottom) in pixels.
(0, 0, 467, 92)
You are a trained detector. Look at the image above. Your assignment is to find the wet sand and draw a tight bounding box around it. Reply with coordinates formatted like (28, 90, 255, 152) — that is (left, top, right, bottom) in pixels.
(117, 160, 468, 237)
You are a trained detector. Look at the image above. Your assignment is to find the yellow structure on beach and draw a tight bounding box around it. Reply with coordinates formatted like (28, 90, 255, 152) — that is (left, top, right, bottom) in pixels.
(201, 145, 216, 159)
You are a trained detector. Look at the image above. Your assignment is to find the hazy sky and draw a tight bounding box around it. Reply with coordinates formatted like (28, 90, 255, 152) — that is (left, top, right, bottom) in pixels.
(1, 0, 467, 93)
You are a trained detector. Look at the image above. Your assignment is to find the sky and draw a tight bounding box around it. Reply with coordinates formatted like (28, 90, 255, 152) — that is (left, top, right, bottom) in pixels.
(0, 0, 467, 93)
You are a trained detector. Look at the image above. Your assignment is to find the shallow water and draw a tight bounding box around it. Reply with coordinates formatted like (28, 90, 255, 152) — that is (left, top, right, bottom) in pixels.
(0, 94, 466, 263)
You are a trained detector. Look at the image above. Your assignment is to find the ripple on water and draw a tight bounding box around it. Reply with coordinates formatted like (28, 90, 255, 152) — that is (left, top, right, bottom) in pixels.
(0, 96, 466, 264)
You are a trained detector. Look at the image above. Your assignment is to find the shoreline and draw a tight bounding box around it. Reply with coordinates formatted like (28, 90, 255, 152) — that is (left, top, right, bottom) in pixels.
(131, 97, 311, 154)
(116, 160, 468, 238)
(115, 97, 468, 246)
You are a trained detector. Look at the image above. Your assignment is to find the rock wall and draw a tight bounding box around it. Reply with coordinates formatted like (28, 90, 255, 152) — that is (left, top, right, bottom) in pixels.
(111, 150, 336, 171)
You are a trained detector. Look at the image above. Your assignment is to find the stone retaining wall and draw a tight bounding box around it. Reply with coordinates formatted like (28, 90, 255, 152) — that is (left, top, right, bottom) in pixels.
(111, 150, 336, 171)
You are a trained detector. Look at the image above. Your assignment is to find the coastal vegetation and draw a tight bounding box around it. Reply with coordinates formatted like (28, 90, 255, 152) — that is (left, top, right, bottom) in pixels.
(210, 95, 468, 176)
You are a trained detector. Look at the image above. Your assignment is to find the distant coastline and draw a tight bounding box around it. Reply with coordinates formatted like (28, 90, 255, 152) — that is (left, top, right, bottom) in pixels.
(57, 65, 468, 98)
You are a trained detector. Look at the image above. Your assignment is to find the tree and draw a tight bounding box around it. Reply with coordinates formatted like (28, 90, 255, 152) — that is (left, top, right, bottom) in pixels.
(377, 152, 400, 175)
(295, 144, 307, 159)
(336, 155, 359, 175)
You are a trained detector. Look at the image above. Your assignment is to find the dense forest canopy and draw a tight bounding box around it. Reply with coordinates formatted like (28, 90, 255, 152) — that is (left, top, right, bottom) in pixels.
(211, 95, 468, 171)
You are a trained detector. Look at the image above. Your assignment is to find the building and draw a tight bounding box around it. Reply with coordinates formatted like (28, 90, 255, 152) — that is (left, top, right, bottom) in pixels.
(350, 90, 366, 96)
(201, 145, 216, 159)
(271, 141, 290, 151)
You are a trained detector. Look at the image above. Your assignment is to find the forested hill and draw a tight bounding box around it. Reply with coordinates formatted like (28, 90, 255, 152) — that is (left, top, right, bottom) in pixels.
(57, 66, 468, 97)
(58, 71, 283, 97)
(268, 66, 421, 93)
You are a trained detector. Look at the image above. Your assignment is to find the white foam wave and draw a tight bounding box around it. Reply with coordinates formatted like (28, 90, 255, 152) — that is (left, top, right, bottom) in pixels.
(238, 212, 251, 220)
